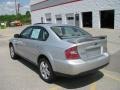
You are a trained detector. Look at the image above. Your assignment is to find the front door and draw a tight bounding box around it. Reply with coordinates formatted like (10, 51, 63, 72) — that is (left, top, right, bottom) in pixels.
(24, 26, 49, 64)
(15, 27, 33, 58)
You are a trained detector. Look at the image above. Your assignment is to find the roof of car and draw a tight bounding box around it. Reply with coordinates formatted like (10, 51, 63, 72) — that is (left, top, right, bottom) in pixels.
(33, 23, 75, 27)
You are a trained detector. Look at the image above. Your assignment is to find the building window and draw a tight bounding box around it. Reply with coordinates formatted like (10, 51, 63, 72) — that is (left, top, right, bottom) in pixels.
(66, 13, 74, 25)
(46, 18, 51, 21)
(56, 18, 62, 21)
(56, 15, 62, 21)
(66, 13, 74, 20)
(45, 13, 52, 22)
(55, 15, 62, 24)
(67, 17, 74, 20)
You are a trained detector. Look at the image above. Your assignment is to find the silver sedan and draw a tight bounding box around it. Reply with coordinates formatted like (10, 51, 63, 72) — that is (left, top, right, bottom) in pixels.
(9, 24, 110, 83)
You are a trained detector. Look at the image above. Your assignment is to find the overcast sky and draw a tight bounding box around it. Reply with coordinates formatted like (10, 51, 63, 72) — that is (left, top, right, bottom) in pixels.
(0, 0, 30, 15)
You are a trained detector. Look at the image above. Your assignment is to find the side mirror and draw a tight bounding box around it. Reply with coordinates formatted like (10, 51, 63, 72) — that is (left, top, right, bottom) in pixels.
(14, 34, 20, 38)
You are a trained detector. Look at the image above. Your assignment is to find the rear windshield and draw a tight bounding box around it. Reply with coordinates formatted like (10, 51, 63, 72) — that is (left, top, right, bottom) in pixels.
(51, 26, 91, 39)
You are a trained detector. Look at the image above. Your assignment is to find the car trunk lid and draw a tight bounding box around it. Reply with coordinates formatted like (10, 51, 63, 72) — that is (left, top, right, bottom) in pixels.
(65, 36, 107, 61)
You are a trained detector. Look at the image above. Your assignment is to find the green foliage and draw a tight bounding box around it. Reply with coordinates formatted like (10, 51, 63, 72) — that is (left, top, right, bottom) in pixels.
(26, 11, 31, 17)
(0, 15, 17, 22)
(0, 11, 31, 26)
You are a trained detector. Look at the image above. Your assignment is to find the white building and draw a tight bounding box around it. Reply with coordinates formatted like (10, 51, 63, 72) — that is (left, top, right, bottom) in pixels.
(30, 0, 120, 30)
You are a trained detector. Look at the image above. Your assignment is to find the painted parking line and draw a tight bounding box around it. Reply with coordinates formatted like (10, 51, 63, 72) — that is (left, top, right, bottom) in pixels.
(104, 73, 120, 82)
(49, 85, 60, 90)
(49, 87, 58, 90)
(102, 70, 120, 82)
(90, 82, 96, 90)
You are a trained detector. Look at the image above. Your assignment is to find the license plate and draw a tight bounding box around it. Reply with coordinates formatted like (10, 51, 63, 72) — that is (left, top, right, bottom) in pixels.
(86, 47, 101, 59)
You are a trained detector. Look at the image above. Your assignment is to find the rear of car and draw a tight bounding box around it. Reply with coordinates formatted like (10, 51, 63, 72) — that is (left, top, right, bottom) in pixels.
(9, 24, 110, 83)
(51, 26, 110, 75)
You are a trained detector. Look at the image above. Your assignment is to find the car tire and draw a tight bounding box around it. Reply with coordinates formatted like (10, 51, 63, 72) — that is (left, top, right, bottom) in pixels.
(38, 58, 55, 83)
(9, 44, 18, 59)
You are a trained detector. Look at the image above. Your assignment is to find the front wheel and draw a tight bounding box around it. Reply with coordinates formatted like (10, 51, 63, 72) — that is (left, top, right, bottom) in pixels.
(38, 58, 55, 83)
(9, 45, 18, 59)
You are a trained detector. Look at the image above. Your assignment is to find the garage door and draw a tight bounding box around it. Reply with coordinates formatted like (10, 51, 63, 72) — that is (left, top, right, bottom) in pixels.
(100, 10, 114, 29)
(82, 12, 92, 28)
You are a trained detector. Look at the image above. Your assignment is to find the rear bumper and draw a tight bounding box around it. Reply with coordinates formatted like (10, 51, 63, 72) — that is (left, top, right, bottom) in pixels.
(55, 63, 109, 77)
(54, 53, 110, 75)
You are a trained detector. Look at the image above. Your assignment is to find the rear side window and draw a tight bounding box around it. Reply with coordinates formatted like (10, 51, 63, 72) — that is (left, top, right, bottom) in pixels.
(42, 29, 49, 41)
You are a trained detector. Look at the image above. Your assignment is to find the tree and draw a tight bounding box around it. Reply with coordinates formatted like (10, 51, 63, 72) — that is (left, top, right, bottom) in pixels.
(0, 11, 31, 26)
(16, 13, 22, 20)
(26, 11, 31, 17)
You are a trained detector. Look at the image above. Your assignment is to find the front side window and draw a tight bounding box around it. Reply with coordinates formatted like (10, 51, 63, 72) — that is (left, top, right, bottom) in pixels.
(51, 26, 91, 39)
(20, 27, 33, 39)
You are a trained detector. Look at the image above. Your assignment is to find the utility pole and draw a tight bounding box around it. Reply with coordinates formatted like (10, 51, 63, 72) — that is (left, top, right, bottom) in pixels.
(15, 0, 17, 15)
(15, 0, 21, 15)
(17, 0, 20, 14)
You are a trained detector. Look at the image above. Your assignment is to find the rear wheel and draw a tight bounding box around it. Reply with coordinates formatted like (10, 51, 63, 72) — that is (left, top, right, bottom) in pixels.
(38, 58, 55, 83)
(9, 44, 18, 59)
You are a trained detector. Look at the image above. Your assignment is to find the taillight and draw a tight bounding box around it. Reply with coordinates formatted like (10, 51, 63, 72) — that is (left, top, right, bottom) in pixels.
(65, 46, 80, 60)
